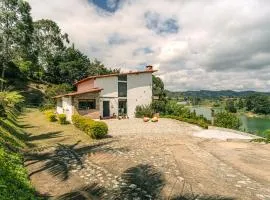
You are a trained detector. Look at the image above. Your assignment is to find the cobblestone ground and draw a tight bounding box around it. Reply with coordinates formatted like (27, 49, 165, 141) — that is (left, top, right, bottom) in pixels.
(24, 112, 270, 200)
(58, 118, 270, 200)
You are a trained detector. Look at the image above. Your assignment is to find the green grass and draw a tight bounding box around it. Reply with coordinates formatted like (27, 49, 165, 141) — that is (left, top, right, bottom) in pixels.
(0, 147, 40, 200)
(0, 113, 44, 200)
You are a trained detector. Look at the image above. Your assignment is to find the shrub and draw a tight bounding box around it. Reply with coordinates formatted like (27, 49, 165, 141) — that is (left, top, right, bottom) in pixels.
(39, 103, 54, 111)
(0, 91, 25, 117)
(135, 105, 154, 118)
(88, 121, 108, 139)
(162, 115, 208, 129)
(151, 100, 166, 113)
(214, 112, 241, 130)
(72, 115, 108, 139)
(164, 101, 190, 117)
(0, 147, 38, 200)
(58, 114, 67, 124)
(44, 110, 57, 122)
(251, 130, 270, 143)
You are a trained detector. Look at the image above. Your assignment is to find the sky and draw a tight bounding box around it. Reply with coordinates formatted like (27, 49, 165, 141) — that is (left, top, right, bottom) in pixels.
(28, 0, 270, 91)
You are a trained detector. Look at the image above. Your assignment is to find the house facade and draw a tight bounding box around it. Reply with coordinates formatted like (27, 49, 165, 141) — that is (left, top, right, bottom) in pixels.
(54, 66, 157, 121)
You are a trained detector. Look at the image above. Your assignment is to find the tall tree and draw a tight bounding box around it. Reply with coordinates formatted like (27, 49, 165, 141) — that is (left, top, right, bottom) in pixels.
(0, 0, 33, 90)
(88, 59, 120, 76)
(45, 47, 91, 84)
(32, 19, 69, 75)
(225, 99, 237, 113)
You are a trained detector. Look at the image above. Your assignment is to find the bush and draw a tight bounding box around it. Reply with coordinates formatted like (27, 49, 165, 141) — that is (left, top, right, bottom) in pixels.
(251, 130, 270, 143)
(88, 121, 108, 139)
(0, 147, 38, 200)
(135, 105, 154, 118)
(58, 114, 67, 124)
(162, 115, 209, 129)
(44, 110, 57, 122)
(39, 103, 54, 111)
(72, 115, 108, 139)
(164, 101, 190, 117)
(214, 112, 241, 130)
(0, 91, 25, 117)
(151, 100, 166, 113)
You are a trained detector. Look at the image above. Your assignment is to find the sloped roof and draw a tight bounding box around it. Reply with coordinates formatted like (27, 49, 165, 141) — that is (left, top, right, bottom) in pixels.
(74, 69, 157, 86)
(53, 88, 103, 98)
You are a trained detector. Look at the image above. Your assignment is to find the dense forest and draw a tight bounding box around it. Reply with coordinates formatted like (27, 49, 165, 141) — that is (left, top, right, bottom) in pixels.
(165, 90, 270, 99)
(0, 1, 121, 198)
(166, 90, 270, 115)
(0, 0, 120, 98)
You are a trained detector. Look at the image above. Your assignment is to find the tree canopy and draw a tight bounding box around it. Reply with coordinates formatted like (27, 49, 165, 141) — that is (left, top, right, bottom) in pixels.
(0, 0, 119, 90)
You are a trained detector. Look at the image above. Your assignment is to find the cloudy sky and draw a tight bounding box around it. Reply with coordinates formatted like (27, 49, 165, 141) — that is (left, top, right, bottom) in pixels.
(28, 0, 270, 91)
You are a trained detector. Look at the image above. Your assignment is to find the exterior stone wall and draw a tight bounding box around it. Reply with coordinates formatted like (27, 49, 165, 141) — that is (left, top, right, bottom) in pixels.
(73, 92, 101, 119)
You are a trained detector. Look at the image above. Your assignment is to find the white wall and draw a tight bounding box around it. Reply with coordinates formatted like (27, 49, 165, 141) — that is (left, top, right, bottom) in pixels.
(127, 73, 152, 118)
(62, 96, 73, 121)
(56, 99, 63, 114)
(94, 74, 153, 118)
(99, 97, 118, 117)
(95, 76, 118, 97)
(95, 76, 118, 117)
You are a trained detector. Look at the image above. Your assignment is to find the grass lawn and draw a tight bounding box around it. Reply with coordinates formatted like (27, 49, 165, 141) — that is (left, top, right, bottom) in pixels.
(21, 108, 93, 150)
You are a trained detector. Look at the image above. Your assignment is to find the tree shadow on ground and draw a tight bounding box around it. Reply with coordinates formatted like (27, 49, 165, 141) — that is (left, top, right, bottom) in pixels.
(57, 183, 105, 200)
(6, 114, 36, 128)
(171, 195, 235, 200)
(117, 164, 165, 199)
(26, 131, 63, 141)
(54, 164, 235, 200)
(24, 140, 115, 181)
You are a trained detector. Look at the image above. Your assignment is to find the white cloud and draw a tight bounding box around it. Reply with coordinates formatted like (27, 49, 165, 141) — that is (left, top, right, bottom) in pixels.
(28, 0, 270, 91)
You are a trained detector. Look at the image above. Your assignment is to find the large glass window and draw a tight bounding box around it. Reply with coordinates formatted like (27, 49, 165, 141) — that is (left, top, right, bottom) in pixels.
(118, 82, 127, 97)
(78, 100, 96, 110)
(118, 75, 127, 97)
(118, 74, 127, 81)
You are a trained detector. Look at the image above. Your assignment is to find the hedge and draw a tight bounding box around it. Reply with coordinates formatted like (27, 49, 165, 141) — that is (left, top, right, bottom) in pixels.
(72, 115, 108, 139)
(44, 110, 57, 122)
(58, 114, 67, 124)
(162, 115, 209, 129)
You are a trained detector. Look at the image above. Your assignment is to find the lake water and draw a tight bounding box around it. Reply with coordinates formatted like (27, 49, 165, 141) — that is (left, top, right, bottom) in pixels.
(189, 106, 270, 133)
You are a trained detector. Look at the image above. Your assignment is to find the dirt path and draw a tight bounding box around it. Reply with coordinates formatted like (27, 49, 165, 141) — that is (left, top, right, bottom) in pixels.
(22, 110, 270, 199)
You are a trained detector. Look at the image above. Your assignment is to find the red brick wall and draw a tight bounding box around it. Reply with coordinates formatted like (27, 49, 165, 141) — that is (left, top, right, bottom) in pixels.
(77, 79, 94, 92)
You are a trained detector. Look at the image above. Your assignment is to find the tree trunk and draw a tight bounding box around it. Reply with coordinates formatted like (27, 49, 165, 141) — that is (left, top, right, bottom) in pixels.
(0, 64, 6, 92)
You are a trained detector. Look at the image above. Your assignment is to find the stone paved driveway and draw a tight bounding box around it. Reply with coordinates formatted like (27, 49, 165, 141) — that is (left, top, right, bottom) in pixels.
(24, 111, 270, 200)
(69, 118, 270, 200)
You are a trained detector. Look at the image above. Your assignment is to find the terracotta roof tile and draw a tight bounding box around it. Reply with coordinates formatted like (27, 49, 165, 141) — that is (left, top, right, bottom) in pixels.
(74, 69, 157, 85)
(53, 88, 103, 98)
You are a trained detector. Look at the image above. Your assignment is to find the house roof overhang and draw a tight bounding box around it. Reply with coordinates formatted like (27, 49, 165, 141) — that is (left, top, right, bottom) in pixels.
(53, 88, 103, 99)
(74, 69, 158, 86)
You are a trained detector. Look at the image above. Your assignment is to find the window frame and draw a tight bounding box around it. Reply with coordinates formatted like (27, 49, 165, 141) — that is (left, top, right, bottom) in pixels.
(118, 75, 127, 97)
(78, 99, 96, 110)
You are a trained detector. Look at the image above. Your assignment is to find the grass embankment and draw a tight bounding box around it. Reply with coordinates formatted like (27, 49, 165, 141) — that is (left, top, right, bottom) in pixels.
(0, 113, 42, 200)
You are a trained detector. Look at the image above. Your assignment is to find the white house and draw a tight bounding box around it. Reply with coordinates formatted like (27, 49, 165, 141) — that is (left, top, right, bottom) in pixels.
(54, 66, 157, 121)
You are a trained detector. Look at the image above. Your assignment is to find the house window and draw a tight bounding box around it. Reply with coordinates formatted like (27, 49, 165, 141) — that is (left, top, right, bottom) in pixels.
(118, 82, 127, 97)
(118, 74, 127, 81)
(78, 100, 96, 110)
(118, 75, 127, 97)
